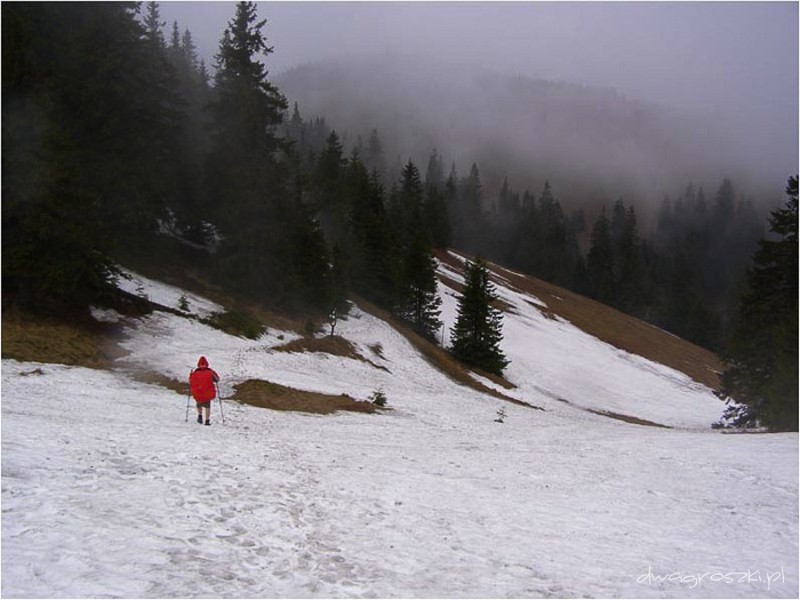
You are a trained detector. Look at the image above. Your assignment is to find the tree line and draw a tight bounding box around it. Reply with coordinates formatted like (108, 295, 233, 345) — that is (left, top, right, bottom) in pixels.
(295, 112, 771, 356)
(2, 2, 448, 345)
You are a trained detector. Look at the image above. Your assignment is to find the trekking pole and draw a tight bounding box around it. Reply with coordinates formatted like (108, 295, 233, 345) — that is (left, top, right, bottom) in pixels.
(216, 383, 225, 425)
(185, 370, 192, 423)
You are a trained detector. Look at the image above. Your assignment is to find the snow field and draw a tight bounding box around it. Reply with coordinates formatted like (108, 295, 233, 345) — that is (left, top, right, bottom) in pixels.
(2, 264, 797, 597)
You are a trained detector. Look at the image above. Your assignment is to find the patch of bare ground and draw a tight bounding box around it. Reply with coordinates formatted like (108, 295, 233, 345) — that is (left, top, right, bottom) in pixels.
(354, 295, 543, 411)
(232, 379, 379, 415)
(3, 303, 193, 397)
(1, 305, 128, 369)
(435, 249, 723, 391)
(125, 369, 190, 395)
(585, 408, 672, 429)
(273, 335, 390, 371)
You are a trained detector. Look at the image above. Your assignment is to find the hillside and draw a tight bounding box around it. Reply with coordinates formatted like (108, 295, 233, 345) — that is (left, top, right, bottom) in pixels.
(2, 252, 797, 597)
(437, 250, 723, 392)
(277, 58, 760, 206)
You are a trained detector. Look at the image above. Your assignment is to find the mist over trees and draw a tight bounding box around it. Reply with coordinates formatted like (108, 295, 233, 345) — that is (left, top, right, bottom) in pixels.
(3, 2, 795, 429)
(276, 58, 788, 213)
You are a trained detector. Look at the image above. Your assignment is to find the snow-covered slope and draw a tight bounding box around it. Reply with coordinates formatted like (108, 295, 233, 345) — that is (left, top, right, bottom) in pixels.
(2, 262, 797, 598)
(437, 251, 723, 429)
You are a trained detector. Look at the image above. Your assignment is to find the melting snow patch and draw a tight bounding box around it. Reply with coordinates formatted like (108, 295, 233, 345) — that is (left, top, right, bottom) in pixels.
(116, 269, 224, 318)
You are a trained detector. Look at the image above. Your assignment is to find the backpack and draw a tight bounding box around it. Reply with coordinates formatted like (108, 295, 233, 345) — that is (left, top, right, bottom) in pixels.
(190, 368, 217, 402)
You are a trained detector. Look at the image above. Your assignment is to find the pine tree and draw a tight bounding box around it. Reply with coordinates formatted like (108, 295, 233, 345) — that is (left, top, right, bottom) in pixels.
(424, 148, 445, 190)
(611, 200, 642, 313)
(312, 131, 347, 240)
(314, 131, 345, 191)
(587, 208, 615, 304)
(450, 258, 509, 375)
(397, 231, 443, 339)
(168, 19, 181, 62)
(346, 160, 397, 307)
(364, 128, 386, 182)
(424, 184, 451, 249)
(180, 28, 199, 73)
(207, 2, 286, 177)
(142, 2, 167, 50)
(720, 176, 798, 431)
(532, 181, 576, 286)
(206, 2, 331, 310)
(392, 161, 442, 338)
(397, 160, 425, 240)
(451, 163, 487, 254)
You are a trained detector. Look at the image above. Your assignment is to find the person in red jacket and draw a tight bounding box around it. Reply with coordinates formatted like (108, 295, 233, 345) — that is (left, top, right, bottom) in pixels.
(189, 356, 219, 426)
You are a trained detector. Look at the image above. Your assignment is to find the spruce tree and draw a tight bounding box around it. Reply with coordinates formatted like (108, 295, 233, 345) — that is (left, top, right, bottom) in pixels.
(206, 2, 331, 310)
(424, 148, 445, 190)
(611, 200, 642, 313)
(720, 176, 798, 431)
(586, 209, 615, 304)
(393, 161, 442, 339)
(424, 184, 452, 249)
(344, 157, 397, 307)
(533, 181, 576, 286)
(364, 128, 386, 182)
(312, 131, 347, 239)
(397, 231, 443, 340)
(451, 258, 509, 375)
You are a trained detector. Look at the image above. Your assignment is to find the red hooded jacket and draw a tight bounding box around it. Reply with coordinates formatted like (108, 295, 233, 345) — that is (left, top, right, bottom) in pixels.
(189, 356, 219, 402)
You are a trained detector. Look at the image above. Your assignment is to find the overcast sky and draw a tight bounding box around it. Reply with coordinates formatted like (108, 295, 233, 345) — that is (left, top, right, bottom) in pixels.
(158, 1, 798, 175)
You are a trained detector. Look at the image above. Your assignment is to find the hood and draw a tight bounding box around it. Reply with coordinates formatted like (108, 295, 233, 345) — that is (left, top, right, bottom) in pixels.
(197, 356, 209, 368)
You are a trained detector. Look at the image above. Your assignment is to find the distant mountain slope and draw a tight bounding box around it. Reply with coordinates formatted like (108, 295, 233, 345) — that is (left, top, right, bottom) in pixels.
(277, 57, 755, 205)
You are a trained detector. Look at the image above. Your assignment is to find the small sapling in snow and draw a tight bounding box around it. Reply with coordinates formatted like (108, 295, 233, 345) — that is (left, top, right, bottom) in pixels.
(370, 388, 388, 407)
(178, 294, 190, 312)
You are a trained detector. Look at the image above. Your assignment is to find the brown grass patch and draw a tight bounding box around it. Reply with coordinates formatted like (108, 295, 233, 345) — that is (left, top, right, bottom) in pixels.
(586, 408, 672, 429)
(274, 335, 362, 360)
(232, 379, 379, 415)
(354, 296, 541, 411)
(126, 369, 189, 395)
(2, 306, 128, 369)
(436, 250, 723, 391)
(472, 367, 517, 390)
(273, 335, 390, 371)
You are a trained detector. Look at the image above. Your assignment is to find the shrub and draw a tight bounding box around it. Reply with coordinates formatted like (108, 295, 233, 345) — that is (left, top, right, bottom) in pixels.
(370, 388, 388, 407)
(178, 294, 190, 312)
(205, 309, 264, 340)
